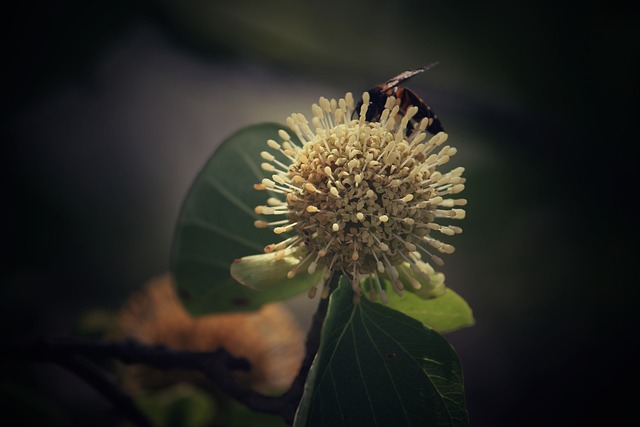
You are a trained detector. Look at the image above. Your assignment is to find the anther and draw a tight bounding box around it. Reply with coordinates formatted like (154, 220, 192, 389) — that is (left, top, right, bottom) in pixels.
(262, 178, 276, 188)
(274, 223, 297, 234)
(267, 139, 280, 150)
(278, 129, 291, 141)
(308, 286, 318, 298)
(308, 261, 318, 275)
(324, 166, 334, 179)
(260, 151, 275, 162)
(261, 163, 276, 172)
(305, 183, 319, 193)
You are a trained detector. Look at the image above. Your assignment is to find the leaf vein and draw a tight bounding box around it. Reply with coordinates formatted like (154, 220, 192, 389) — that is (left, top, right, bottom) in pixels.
(358, 306, 411, 426)
(361, 308, 458, 424)
(179, 218, 263, 252)
(351, 316, 378, 426)
(201, 175, 259, 219)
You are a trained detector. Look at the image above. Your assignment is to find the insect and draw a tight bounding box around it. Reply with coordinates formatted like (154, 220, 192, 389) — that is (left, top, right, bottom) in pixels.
(354, 62, 444, 136)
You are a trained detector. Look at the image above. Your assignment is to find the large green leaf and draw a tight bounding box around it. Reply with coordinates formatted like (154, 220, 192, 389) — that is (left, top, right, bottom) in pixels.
(170, 123, 313, 315)
(295, 277, 469, 427)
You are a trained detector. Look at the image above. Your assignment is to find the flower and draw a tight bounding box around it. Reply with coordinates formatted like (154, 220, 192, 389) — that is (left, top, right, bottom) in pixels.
(250, 92, 466, 303)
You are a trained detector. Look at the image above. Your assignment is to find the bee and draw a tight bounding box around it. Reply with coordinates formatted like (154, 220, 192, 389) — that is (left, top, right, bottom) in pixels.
(354, 62, 444, 136)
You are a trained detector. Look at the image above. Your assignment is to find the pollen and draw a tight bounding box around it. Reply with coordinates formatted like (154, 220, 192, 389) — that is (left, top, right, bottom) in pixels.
(254, 92, 466, 301)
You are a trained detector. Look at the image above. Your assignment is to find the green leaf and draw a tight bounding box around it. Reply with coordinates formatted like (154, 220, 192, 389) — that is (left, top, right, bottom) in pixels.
(295, 276, 469, 427)
(170, 123, 308, 315)
(385, 289, 475, 334)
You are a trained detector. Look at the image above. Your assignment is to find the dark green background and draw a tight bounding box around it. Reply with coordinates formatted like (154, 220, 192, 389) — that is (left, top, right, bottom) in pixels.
(3, 1, 638, 426)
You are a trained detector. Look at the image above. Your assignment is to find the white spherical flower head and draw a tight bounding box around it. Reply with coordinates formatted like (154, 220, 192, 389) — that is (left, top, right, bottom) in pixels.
(255, 92, 466, 302)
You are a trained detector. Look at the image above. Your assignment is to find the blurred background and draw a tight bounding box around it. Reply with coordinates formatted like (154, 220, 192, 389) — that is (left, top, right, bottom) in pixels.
(2, 0, 638, 426)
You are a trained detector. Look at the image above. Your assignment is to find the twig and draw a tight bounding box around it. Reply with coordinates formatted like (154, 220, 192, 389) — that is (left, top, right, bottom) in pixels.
(1, 338, 287, 416)
(56, 354, 155, 427)
(0, 278, 337, 426)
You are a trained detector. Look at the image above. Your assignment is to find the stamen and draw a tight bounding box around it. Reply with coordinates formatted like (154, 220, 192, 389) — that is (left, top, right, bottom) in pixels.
(287, 250, 314, 279)
(264, 235, 300, 253)
(308, 286, 317, 298)
(274, 222, 298, 234)
(400, 252, 431, 283)
(371, 250, 385, 273)
(412, 239, 446, 267)
(261, 151, 291, 171)
(399, 264, 422, 290)
(267, 139, 280, 150)
(372, 272, 388, 304)
(317, 236, 336, 257)
(393, 233, 417, 251)
(267, 197, 285, 206)
(394, 194, 414, 203)
(308, 258, 318, 274)
(265, 219, 290, 227)
(261, 178, 297, 194)
(278, 129, 291, 141)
